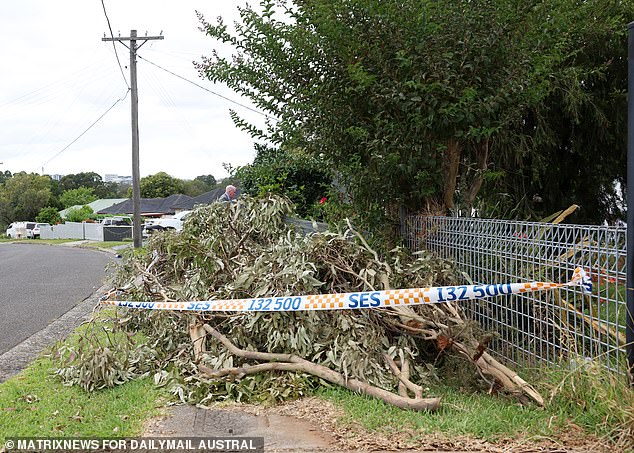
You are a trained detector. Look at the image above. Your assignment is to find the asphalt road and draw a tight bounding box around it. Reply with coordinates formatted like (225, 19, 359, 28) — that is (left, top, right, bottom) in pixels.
(0, 243, 112, 354)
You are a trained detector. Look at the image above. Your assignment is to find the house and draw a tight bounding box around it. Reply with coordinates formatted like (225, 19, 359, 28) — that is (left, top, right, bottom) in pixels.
(170, 187, 226, 211)
(59, 198, 128, 219)
(97, 194, 194, 218)
(96, 188, 236, 218)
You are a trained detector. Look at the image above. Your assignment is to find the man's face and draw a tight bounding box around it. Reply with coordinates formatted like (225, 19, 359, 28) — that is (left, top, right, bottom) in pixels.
(228, 187, 237, 199)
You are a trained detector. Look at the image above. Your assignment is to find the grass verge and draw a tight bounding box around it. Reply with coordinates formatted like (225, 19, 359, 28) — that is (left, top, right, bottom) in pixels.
(0, 358, 165, 442)
(0, 310, 166, 443)
(1, 309, 631, 449)
(316, 362, 633, 450)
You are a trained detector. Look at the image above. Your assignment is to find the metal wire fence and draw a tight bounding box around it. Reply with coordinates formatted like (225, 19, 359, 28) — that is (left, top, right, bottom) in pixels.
(402, 215, 628, 374)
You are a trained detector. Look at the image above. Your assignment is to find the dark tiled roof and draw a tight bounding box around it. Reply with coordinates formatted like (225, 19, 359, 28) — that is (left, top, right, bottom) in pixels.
(97, 194, 194, 215)
(171, 187, 227, 209)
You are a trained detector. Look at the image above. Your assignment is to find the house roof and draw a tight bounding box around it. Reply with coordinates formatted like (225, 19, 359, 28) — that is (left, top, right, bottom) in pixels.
(96, 187, 238, 216)
(170, 187, 227, 210)
(97, 194, 194, 216)
(59, 198, 128, 219)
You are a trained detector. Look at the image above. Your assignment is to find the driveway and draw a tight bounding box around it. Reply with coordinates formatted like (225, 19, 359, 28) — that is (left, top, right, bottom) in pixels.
(0, 243, 112, 355)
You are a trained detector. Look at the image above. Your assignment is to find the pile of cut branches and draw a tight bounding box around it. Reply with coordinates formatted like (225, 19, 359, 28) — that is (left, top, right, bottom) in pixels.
(55, 195, 542, 409)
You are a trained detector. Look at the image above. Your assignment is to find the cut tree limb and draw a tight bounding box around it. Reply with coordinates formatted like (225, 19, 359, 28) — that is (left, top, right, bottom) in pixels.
(390, 305, 544, 406)
(200, 323, 441, 411)
(384, 354, 423, 399)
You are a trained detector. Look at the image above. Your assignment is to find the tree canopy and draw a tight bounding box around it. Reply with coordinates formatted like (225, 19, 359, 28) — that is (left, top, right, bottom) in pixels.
(0, 172, 56, 224)
(235, 144, 331, 218)
(197, 0, 632, 226)
(138, 172, 186, 198)
(59, 187, 98, 209)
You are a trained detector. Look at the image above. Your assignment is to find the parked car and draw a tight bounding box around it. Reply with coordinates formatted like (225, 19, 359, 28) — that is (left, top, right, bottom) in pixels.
(100, 216, 132, 226)
(27, 223, 51, 239)
(143, 210, 191, 236)
(6, 222, 27, 238)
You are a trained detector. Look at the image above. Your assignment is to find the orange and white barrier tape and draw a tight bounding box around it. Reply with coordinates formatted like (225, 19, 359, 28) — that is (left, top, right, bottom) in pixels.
(99, 268, 591, 312)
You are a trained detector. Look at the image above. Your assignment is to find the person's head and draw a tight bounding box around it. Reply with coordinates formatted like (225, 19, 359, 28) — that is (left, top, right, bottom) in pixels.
(225, 185, 237, 199)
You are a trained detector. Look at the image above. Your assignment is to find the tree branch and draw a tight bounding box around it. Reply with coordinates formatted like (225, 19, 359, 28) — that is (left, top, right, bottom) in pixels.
(200, 323, 441, 411)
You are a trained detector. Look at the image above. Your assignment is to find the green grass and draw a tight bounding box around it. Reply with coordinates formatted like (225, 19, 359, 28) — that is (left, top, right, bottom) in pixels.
(82, 241, 130, 249)
(0, 238, 130, 248)
(316, 362, 633, 448)
(0, 358, 164, 442)
(34, 239, 81, 245)
(316, 385, 555, 442)
(0, 238, 78, 244)
(0, 309, 166, 442)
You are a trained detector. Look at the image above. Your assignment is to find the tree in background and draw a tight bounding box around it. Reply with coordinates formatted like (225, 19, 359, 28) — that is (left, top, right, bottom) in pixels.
(138, 172, 185, 198)
(197, 0, 631, 229)
(182, 174, 219, 197)
(0, 170, 11, 185)
(234, 144, 331, 218)
(477, 1, 630, 223)
(59, 172, 119, 199)
(65, 205, 95, 223)
(36, 206, 62, 225)
(59, 172, 103, 192)
(59, 187, 98, 209)
(194, 174, 217, 187)
(0, 172, 56, 224)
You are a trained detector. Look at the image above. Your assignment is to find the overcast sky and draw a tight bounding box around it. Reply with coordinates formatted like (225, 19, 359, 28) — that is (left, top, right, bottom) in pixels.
(0, 1, 267, 181)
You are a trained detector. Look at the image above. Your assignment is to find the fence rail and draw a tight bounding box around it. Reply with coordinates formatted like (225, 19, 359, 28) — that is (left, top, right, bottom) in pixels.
(403, 215, 628, 374)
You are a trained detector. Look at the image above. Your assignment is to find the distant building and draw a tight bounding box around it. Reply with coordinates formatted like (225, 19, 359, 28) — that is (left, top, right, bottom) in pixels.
(50, 174, 63, 181)
(104, 174, 132, 184)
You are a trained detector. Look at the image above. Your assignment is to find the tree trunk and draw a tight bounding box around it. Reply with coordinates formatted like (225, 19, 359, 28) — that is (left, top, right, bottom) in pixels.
(464, 138, 489, 216)
(443, 139, 462, 213)
(199, 323, 442, 411)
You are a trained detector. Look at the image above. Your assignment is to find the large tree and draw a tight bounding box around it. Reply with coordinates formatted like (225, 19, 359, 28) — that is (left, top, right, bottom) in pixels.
(196, 0, 631, 228)
(59, 172, 103, 192)
(478, 1, 631, 223)
(0, 172, 56, 224)
(139, 172, 185, 198)
(58, 171, 119, 199)
(59, 187, 98, 209)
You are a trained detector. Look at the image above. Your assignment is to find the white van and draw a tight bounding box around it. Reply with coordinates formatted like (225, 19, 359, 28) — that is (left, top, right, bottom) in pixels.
(6, 221, 34, 239)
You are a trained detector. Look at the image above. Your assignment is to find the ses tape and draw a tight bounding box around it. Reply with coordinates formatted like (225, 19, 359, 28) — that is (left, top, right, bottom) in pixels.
(100, 268, 592, 313)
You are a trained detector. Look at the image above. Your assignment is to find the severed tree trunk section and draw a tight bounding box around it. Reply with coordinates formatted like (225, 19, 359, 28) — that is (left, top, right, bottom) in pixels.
(195, 323, 441, 411)
(391, 305, 544, 406)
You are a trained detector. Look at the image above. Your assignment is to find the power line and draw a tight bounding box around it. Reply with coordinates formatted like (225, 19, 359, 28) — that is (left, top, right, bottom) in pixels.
(137, 54, 277, 122)
(100, 0, 130, 89)
(39, 90, 130, 170)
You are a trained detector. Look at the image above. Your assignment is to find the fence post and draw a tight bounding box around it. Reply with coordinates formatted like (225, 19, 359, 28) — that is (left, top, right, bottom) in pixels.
(625, 22, 634, 385)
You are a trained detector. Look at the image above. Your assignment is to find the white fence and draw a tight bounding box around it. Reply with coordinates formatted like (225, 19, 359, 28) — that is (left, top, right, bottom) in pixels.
(41, 223, 132, 242)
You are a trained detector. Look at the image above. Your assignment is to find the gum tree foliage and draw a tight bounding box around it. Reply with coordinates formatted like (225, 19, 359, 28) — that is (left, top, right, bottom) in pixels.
(234, 144, 331, 218)
(196, 0, 632, 227)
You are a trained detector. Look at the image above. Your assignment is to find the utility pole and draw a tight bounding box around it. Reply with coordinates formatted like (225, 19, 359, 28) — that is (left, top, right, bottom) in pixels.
(625, 22, 634, 387)
(103, 30, 163, 248)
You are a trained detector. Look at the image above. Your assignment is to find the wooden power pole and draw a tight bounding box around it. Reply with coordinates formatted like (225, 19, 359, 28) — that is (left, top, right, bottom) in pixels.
(103, 30, 163, 248)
